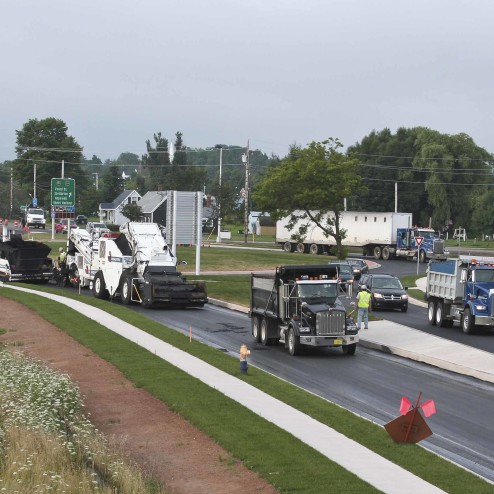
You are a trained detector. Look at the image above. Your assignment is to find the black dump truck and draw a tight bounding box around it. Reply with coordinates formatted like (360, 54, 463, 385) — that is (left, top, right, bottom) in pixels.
(250, 265, 358, 356)
(0, 233, 53, 282)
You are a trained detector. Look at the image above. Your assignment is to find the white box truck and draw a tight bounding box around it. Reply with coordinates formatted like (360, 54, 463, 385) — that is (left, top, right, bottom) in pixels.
(276, 211, 447, 262)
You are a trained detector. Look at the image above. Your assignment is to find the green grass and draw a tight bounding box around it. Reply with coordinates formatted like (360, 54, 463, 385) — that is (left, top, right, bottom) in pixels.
(0, 286, 491, 493)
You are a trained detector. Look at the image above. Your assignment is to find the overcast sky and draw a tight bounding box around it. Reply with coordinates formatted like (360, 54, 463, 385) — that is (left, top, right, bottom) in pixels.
(1, 0, 493, 163)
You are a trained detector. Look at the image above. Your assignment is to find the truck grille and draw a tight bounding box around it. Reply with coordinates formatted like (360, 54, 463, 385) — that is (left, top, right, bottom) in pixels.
(316, 311, 346, 336)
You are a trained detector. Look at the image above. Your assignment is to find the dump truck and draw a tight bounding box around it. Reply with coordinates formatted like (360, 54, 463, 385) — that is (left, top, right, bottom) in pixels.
(0, 222, 52, 282)
(250, 265, 358, 355)
(426, 256, 494, 333)
(91, 222, 208, 308)
(276, 211, 447, 262)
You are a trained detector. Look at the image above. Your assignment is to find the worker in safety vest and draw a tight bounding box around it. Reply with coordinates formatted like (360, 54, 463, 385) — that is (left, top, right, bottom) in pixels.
(356, 285, 371, 330)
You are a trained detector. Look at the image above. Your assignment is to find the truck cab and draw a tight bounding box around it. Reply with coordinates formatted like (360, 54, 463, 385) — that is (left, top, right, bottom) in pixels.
(25, 208, 46, 229)
(396, 227, 447, 262)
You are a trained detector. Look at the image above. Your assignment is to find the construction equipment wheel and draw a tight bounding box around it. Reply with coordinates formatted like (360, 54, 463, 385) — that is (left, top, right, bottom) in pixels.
(427, 300, 437, 325)
(461, 307, 475, 334)
(93, 272, 109, 300)
(252, 316, 261, 343)
(287, 327, 301, 356)
(342, 343, 357, 355)
(121, 274, 134, 305)
(68, 263, 80, 288)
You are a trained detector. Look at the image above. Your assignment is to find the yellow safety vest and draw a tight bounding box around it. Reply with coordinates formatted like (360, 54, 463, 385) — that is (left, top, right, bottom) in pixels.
(358, 290, 371, 308)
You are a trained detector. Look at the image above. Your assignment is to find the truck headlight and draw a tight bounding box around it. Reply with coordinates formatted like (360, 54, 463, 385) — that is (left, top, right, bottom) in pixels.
(475, 305, 487, 311)
(373, 293, 383, 299)
(402, 294, 408, 300)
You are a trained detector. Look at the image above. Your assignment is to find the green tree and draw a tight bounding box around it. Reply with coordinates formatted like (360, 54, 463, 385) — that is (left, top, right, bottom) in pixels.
(141, 133, 170, 190)
(254, 138, 362, 258)
(14, 118, 88, 208)
(121, 202, 143, 221)
(100, 164, 124, 202)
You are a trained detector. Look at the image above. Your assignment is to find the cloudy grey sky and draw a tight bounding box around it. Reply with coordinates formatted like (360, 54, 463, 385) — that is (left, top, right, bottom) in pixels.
(1, 0, 493, 162)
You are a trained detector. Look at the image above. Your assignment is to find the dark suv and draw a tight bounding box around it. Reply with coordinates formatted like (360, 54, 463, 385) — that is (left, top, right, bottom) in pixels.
(358, 274, 408, 312)
(328, 261, 354, 291)
(345, 258, 369, 280)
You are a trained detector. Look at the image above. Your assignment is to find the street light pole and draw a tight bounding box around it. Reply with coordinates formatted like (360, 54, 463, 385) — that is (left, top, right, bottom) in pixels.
(216, 146, 223, 243)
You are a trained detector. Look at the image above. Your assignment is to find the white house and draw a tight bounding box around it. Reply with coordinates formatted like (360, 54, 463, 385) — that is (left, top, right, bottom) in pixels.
(99, 190, 142, 225)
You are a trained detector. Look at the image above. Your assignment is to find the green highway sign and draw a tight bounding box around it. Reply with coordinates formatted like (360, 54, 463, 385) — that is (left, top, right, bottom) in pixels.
(51, 178, 75, 207)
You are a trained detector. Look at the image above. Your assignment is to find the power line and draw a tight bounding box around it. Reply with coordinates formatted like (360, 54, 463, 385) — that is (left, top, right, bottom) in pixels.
(363, 177, 494, 186)
(355, 153, 494, 163)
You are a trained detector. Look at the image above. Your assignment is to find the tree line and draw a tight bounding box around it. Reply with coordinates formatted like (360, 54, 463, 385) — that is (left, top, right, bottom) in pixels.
(1, 118, 493, 239)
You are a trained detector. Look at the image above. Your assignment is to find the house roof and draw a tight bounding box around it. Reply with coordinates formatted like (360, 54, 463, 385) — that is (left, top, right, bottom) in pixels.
(99, 190, 140, 211)
(138, 191, 168, 214)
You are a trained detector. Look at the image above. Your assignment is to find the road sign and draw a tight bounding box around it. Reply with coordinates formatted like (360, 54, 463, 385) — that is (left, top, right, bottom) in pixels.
(415, 236, 424, 247)
(51, 178, 75, 207)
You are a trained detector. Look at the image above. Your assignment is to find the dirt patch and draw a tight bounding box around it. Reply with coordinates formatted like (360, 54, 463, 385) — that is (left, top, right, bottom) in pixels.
(0, 296, 278, 494)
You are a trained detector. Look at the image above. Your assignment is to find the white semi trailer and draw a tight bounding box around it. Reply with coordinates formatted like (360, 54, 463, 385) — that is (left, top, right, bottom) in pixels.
(276, 211, 447, 262)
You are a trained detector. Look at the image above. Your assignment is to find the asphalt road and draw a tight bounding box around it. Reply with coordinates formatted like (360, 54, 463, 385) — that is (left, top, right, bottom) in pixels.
(133, 301, 494, 482)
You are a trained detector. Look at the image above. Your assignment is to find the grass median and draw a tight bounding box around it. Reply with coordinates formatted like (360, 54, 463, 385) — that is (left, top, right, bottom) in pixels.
(0, 285, 491, 493)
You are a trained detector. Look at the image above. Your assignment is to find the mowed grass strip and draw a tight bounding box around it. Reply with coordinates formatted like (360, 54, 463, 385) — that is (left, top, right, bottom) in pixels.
(1, 286, 492, 493)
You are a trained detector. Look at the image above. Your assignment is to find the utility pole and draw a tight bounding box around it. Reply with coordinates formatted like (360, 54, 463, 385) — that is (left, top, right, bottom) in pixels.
(10, 167, 13, 218)
(242, 141, 250, 244)
(216, 146, 223, 243)
(33, 163, 37, 202)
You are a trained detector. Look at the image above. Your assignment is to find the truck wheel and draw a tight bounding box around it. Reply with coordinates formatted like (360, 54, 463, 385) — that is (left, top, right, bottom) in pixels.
(287, 327, 301, 356)
(461, 307, 475, 334)
(435, 301, 447, 326)
(427, 301, 437, 325)
(282, 241, 294, 253)
(419, 249, 426, 263)
(381, 246, 390, 261)
(121, 274, 134, 305)
(252, 316, 261, 342)
(309, 243, 321, 255)
(93, 272, 109, 300)
(260, 318, 270, 346)
(296, 243, 307, 254)
(342, 343, 357, 355)
(373, 246, 382, 259)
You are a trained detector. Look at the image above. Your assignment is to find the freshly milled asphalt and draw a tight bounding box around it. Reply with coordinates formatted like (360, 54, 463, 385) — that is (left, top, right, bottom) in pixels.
(4, 282, 491, 493)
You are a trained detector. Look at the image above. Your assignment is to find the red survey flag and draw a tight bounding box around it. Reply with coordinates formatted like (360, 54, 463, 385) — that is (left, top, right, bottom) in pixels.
(421, 399, 437, 417)
(400, 396, 412, 415)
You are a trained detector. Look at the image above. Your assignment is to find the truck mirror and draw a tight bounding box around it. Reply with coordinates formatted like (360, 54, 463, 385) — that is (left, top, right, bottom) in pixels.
(460, 269, 468, 283)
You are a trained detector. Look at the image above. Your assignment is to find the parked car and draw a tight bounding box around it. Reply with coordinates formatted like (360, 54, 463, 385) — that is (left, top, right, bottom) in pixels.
(358, 274, 408, 312)
(76, 215, 88, 225)
(55, 219, 78, 234)
(345, 258, 369, 280)
(328, 261, 354, 291)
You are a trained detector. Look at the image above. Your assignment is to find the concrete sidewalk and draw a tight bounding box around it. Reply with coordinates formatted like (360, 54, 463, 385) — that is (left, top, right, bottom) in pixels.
(2, 283, 447, 494)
